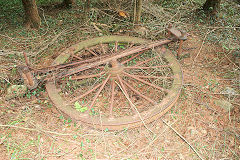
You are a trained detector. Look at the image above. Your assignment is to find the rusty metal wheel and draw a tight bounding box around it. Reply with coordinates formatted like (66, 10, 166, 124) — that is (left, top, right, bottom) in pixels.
(46, 36, 183, 130)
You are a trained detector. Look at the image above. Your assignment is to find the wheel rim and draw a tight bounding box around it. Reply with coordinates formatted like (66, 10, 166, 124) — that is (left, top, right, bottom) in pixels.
(46, 36, 183, 130)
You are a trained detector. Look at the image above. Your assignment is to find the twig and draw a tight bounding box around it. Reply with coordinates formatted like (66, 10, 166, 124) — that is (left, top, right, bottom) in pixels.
(184, 84, 240, 107)
(161, 119, 204, 160)
(110, 138, 138, 158)
(216, 49, 233, 67)
(33, 31, 64, 56)
(132, 122, 169, 156)
(193, 29, 216, 63)
(0, 76, 12, 85)
(0, 34, 18, 43)
(223, 50, 240, 70)
(91, 22, 103, 32)
(43, 145, 77, 158)
(205, 26, 240, 29)
(0, 49, 25, 56)
(0, 124, 73, 136)
(39, 7, 51, 31)
(98, 109, 107, 154)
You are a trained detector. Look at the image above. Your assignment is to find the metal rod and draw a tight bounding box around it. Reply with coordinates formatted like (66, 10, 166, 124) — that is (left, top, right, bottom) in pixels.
(132, 75, 173, 79)
(124, 65, 171, 69)
(62, 39, 172, 77)
(109, 79, 115, 118)
(122, 79, 156, 105)
(23, 52, 29, 66)
(117, 74, 137, 114)
(133, 56, 155, 67)
(25, 72, 34, 87)
(132, 47, 166, 67)
(121, 51, 143, 65)
(85, 47, 98, 56)
(115, 41, 118, 52)
(71, 72, 105, 80)
(20, 65, 34, 87)
(72, 55, 83, 60)
(178, 40, 183, 59)
(123, 71, 168, 92)
(34, 55, 105, 73)
(88, 74, 111, 112)
(70, 83, 102, 103)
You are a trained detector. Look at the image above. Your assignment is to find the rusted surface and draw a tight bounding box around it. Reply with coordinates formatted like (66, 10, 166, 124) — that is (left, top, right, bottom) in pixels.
(124, 65, 171, 69)
(46, 36, 183, 130)
(121, 51, 143, 64)
(85, 47, 98, 56)
(20, 52, 37, 89)
(122, 79, 156, 105)
(123, 71, 168, 92)
(18, 65, 37, 89)
(167, 27, 187, 40)
(23, 52, 29, 66)
(134, 75, 173, 79)
(117, 74, 137, 114)
(70, 83, 102, 103)
(88, 74, 111, 112)
(71, 72, 105, 80)
(178, 39, 183, 58)
(58, 39, 172, 78)
(166, 27, 187, 58)
(109, 79, 115, 118)
(52, 36, 150, 65)
(133, 55, 159, 66)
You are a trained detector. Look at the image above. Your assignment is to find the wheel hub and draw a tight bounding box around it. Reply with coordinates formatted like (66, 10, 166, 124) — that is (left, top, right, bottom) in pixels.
(108, 60, 124, 78)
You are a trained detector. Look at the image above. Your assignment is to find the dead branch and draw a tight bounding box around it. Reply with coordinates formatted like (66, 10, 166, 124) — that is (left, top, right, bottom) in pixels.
(161, 119, 204, 160)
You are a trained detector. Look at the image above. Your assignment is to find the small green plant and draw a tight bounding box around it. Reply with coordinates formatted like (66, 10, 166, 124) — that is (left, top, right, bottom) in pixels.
(74, 101, 88, 112)
(90, 108, 98, 115)
(59, 115, 64, 119)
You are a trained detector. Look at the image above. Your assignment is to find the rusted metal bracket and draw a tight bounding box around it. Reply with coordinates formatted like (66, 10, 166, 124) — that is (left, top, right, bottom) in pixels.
(18, 65, 38, 90)
(18, 52, 38, 90)
(167, 25, 188, 58)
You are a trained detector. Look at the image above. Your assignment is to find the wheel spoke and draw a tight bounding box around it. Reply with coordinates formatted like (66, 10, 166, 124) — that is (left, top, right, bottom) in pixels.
(70, 83, 102, 103)
(124, 65, 171, 70)
(71, 72, 105, 80)
(72, 55, 83, 60)
(88, 74, 111, 112)
(122, 79, 156, 105)
(121, 51, 143, 65)
(109, 79, 115, 118)
(133, 54, 164, 67)
(123, 71, 168, 92)
(85, 47, 98, 56)
(133, 56, 155, 67)
(133, 75, 173, 79)
(117, 74, 137, 114)
(133, 47, 167, 67)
